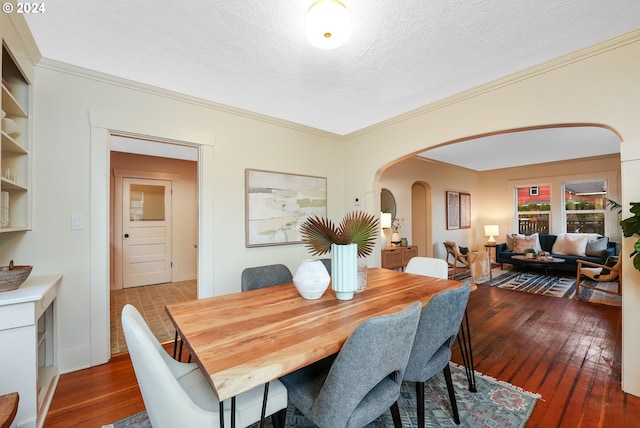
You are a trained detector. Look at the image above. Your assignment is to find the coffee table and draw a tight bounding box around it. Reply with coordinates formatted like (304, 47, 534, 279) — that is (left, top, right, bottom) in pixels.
(511, 255, 566, 285)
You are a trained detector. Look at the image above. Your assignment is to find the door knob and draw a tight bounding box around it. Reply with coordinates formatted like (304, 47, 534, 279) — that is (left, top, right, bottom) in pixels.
(124, 233, 129, 238)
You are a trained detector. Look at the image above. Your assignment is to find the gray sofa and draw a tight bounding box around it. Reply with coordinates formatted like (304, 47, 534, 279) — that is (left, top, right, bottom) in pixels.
(495, 233, 616, 273)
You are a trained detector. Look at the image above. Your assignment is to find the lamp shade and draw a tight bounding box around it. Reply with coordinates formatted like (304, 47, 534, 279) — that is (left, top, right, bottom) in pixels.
(484, 225, 499, 243)
(306, 0, 351, 49)
(381, 212, 392, 229)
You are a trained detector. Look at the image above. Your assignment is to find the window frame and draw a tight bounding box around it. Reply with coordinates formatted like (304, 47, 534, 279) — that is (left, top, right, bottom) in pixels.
(562, 179, 608, 235)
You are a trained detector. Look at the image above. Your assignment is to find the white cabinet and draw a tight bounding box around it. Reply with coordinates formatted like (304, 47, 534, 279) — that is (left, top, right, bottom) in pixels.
(1, 37, 32, 232)
(0, 274, 61, 428)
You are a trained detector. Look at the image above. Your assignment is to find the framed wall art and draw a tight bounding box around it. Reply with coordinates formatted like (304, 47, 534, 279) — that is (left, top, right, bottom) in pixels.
(459, 192, 471, 229)
(446, 191, 460, 230)
(245, 169, 327, 247)
(446, 191, 472, 230)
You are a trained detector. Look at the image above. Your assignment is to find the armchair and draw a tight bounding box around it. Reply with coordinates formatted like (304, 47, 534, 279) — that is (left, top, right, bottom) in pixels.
(444, 241, 491, 282)
(443, 241, 471, 280)
(576, 257, 621, 297)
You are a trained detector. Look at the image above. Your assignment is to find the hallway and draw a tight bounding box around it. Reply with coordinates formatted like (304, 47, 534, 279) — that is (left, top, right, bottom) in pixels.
(110, 280, 197, 355)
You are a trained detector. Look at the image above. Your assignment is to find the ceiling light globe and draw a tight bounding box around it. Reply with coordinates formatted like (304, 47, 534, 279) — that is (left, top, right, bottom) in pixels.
(306, 0, 351, 50)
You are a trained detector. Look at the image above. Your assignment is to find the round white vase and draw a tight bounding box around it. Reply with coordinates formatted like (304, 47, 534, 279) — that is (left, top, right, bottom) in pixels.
(293, 259, 331, 300)
(391, 231, 401, 246)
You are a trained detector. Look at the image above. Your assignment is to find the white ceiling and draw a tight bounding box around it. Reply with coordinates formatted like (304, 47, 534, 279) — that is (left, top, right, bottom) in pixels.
(419, 126, 622, 171)
(22, 1, 638, 168)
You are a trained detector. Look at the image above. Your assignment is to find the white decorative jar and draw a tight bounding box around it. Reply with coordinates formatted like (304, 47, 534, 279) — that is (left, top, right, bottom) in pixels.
(331, 243, 358, 300)
(293, 259, 330, 300)
(391, 231, 401, 246)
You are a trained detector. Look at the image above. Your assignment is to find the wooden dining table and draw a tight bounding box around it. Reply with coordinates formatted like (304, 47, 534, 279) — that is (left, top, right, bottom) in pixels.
(165, 267, 472, 404)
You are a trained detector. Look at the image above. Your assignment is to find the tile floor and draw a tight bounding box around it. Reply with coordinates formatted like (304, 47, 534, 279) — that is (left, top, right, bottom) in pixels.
(110, 280, 197, 355)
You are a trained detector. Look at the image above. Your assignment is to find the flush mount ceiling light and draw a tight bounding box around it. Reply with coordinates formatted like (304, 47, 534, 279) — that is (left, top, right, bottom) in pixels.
(306, 0, 351, 49)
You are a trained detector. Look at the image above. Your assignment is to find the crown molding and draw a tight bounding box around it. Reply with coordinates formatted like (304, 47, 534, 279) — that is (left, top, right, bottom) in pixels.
(35, 58, 345, 141)
(33, 28, 640, 142)
(347, 28, 640, 139)
(5, 5, 41, 65)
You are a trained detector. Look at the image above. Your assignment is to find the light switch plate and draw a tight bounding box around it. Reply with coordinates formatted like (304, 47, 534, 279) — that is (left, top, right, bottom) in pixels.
(71, 215, 84, 230)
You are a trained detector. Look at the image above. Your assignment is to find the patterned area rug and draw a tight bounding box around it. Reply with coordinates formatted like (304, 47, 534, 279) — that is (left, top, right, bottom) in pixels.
(456, 268, 621, 307)
(104, 364, 539, 428)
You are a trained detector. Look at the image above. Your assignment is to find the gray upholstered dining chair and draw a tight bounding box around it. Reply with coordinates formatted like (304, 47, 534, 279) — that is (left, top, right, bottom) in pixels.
(405, 257, 449, 279)
(241, 264, 293, 291)
(319, 258, 332, 275)
(122, 304, 288, 428)
(280, 301, 422, 428)
(403, 282, 472, 426)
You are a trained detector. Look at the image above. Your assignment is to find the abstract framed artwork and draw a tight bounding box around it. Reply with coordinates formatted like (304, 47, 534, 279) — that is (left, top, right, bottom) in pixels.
(459, 192, 471, 229)
(446, 191, 472, 230)
(245, 169, 327, 247)
(446, 191, 460, 230)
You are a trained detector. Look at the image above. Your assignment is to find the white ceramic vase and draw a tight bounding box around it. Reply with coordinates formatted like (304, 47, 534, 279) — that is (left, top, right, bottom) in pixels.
(293, 259, 331, 300)
(331, 243, 358, 300)
(391, 231, 401, 246)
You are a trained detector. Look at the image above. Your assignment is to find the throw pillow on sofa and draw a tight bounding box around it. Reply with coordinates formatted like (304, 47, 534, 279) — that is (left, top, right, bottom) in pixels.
(552, 233, 600, 255)
(508, 233, 541, 252)
(586, 236, 609, 257)
(562, 234, 589, 256)
(513, 235, 539, 253)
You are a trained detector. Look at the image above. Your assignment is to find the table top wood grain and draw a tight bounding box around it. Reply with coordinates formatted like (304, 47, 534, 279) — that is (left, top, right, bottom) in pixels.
(165, 267, 466, 401)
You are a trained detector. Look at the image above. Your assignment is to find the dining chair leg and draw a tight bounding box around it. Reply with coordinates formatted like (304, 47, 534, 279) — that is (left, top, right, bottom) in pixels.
(259, 383, 269, 428)
(456, 310, 477, 392)
(271, 408, 287, 428)
(415, 381, 425, 428)
(443, 364, 460, 425)
(231, 396, 236, 428)
(390, 401, 403, 428)
(172, 330, 179, 358)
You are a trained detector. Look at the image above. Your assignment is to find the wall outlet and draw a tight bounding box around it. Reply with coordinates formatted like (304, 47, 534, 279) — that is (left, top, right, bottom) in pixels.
(354, 197, 361, 206)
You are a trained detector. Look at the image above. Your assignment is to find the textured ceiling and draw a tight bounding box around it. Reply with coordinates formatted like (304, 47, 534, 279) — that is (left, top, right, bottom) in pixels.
(22, 1, 638, 169)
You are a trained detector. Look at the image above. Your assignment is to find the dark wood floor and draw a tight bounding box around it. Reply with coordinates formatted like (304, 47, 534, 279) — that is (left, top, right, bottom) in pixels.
(44, 284, 639, 428)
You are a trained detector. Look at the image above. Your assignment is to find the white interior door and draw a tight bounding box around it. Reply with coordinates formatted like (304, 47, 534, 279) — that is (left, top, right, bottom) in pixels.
(122, 178, 172, 288)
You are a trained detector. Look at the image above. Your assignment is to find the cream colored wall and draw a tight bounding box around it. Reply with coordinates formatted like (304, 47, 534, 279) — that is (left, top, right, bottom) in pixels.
(3, 11, 640, 397)
(110, 152, 198, 286)
(6, 64, 345, 372)
(346, 32, 640, 395)
(380, 155, 621, 259)
(380, 158, 480, 257)
(476, 155, 622, 245)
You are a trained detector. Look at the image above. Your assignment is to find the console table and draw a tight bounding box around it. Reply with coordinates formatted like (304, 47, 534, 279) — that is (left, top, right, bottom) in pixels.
(381, 246, 418, 270)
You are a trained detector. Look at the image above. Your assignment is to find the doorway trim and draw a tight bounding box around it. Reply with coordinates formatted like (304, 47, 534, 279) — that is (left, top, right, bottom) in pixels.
(89, 110, 215, 366)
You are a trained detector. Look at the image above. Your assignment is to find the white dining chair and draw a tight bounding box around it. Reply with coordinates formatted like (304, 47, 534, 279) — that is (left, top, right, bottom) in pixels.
(405, 257, 449, 279)
(122, 304, 288, 428)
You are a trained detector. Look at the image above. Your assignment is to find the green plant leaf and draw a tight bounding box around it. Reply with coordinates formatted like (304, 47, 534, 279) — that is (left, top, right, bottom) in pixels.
(633, 238, 640, 270)
(620, 202, 640, 237)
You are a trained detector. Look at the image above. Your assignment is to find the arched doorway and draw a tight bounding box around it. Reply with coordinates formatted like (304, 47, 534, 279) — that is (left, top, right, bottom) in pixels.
(411, 181, 433, 257)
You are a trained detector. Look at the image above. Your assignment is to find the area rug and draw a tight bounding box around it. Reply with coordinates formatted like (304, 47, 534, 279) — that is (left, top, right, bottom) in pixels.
(103, 364, 539, 428)
(456, 268, 621, 307)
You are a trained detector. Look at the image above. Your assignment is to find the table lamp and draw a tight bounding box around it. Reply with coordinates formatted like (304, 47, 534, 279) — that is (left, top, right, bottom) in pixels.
(484, 224, 499, 244)
(381, 213, 392, 248)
